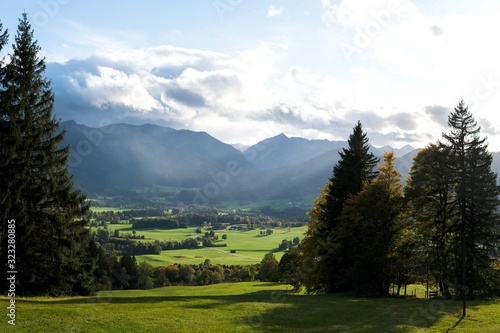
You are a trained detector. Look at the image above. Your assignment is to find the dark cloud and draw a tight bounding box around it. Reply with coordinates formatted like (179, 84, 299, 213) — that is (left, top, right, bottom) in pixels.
(168, 86, 206, 107)
(424, 105, 450, 125)
(478, 118, 500, 135)
(388, 112, 418, 131)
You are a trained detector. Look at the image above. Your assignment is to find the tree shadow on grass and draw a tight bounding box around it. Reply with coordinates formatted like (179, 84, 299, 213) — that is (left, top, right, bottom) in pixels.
(17, 290, 292, 307)
(14, 291, 499, 332)
(240, 294, 500, 333)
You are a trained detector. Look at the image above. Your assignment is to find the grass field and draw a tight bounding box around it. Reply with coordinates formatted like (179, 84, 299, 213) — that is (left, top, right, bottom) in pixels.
(106, 224, 307, 266)
(3, 282, 499, 332)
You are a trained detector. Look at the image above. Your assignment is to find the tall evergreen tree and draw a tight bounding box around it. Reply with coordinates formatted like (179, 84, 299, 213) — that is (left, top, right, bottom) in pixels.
(0, 14, 96, 295)
(405, 144, 456, 297)
(300, 121, 379, 293)
(323, 121, 379, 231)
(335, 151, 404, 296)
(440, 101, 500, 313)
(0, 19, 22, 293)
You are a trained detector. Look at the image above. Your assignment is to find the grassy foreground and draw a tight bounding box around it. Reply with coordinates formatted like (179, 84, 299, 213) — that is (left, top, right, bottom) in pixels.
(2, 282, 499, 332)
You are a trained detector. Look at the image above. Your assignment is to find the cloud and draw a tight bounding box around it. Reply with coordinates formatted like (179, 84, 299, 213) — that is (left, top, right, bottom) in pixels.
(321, 0, 418, 28)
(478, 118, 500, 136)
(45, 41, 455, 150)
(429, 24, 444, 37)
(268, 5, 284, 17)
(47, 45, 282, 138)
(424, 105, 451, 125)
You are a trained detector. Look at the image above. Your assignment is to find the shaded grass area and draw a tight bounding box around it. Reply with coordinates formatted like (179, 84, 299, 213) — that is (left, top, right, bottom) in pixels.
(2, 282, 499, 332)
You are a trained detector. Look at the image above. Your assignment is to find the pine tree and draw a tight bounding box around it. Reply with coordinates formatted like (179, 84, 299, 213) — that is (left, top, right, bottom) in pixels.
(300, 121, 379, 293)
(0, 14, 96, 295)
(440, 101, 500, 313)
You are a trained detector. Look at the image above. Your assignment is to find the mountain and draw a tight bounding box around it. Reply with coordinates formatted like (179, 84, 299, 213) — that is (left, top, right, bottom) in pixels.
(224, 148, 341, 201)
(60, 121, 499, 204)
(60, 121, 256, 195)
(370, 144, 418, 158)
(243, 133, 345, 170)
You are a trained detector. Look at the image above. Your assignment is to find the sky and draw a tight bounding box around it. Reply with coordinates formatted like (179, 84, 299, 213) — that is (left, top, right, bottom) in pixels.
(2, 0, 500, 151)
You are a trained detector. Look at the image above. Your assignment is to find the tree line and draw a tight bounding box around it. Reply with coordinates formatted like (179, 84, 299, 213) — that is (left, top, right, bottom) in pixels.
(299, 112, 499, 316)
(92, 250, 297, 291)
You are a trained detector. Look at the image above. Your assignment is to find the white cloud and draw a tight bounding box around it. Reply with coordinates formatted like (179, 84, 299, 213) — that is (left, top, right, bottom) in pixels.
(42, 1, 500, 151)
(268, 5, 284, 18)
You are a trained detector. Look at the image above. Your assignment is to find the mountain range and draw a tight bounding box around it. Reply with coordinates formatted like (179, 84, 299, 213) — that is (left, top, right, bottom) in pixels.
(59, 121, 500, 204)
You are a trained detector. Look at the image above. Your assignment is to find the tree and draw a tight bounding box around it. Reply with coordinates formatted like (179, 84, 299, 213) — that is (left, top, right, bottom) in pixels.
(137, 262, 154, 289)
(0, 19, 23, 293)
(440, 101, 500, 314)
(0, 14, 96, 295)
(334, 151, 404, 296)
(279, 239, 290, 250)
(120, 255, 138, 289)
(203, 259, 212, 268)
(279, 247, 302, 291)
(324, 121, 379, 230)
(178, 264, 195, 283)
(300, 121, 379, 293)
(258, 253, 279, 282)
(405, 144, 456, 297)
(300, 183, 331, 292)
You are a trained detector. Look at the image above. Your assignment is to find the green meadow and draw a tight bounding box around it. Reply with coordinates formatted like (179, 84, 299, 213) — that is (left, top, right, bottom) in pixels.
(3, 282, 499, 332)
(106, 224, 307, 266)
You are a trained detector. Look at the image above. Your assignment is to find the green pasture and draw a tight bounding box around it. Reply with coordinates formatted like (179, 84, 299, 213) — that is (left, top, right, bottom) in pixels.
(103, 225, 307, 266)
(3, 282, 499, 332)
(88, 206, 126, 213)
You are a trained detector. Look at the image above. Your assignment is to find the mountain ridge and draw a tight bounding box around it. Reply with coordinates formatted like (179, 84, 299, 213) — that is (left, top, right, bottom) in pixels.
(59, 121, 499, 203)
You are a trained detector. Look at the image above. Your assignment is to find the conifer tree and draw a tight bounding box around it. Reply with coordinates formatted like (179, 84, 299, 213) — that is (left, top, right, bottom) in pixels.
(440, 101, 500, 314)
(0, 20, 14, 289)
(0, 14, 96, 295)
(300, 121, 379, 293)
(405, 144, 456, 297)
(323, 121, 379, 231)
(334, 151, 404, 296)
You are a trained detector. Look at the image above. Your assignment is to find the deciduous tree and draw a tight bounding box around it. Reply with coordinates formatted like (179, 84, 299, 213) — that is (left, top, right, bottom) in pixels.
(259, 253, 279, 282)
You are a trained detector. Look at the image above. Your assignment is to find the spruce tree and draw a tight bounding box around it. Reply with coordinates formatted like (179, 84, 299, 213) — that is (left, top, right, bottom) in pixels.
(440, 101, 500, 313)
(323, 121, 379, 230)
(0, 20, 24, 293)
(300, 121, 379, 293)
(0, 14, 96, 295)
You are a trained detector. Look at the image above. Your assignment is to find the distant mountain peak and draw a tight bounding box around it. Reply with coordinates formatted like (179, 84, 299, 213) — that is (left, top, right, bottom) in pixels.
(269, 133, 288, 141)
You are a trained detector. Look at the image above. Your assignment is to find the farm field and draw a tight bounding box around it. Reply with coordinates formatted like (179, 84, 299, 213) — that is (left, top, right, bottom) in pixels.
(3, 282, 499, 332)
(104, 224, 308, 266)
